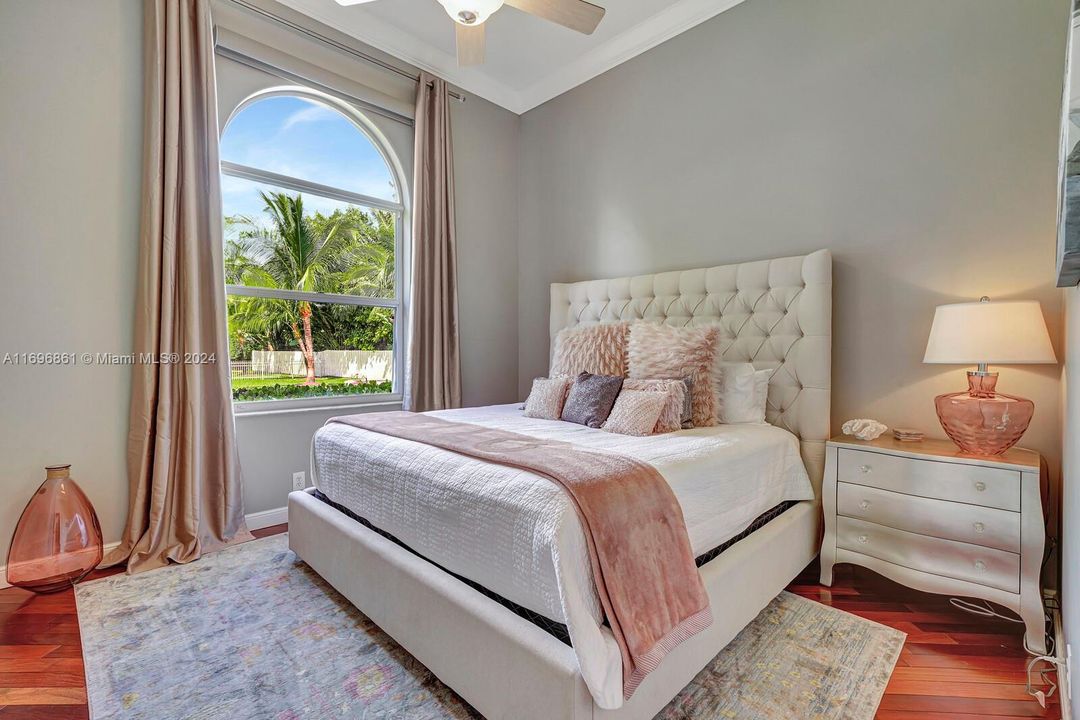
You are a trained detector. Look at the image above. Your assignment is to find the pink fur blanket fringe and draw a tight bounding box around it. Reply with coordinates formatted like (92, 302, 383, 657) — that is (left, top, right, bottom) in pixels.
(327, 411, 712, 698)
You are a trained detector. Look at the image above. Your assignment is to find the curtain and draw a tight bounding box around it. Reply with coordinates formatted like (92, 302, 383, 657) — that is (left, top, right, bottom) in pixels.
(103, 0, 249, 574)
(405, 72, 462, 412)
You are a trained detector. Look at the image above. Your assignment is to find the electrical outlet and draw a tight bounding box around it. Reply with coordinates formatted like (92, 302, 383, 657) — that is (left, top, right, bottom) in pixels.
(292, 471, 306, 491)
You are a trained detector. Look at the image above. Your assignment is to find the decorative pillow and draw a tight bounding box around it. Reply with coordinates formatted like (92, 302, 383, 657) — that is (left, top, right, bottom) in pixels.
(602, 390, 668, 436)
(679, 377, 694, 428)
(550, 322, 629, 378)
(751, 368, 771, 421)
(561, 372, 624, 428)
(523, 376, 572, 420)
(715, 363, 772, 424)
(622, 379, 687, 434)
(627, 323, 719, 427)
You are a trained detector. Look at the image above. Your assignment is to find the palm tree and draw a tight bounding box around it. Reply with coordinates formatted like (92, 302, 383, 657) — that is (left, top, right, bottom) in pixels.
(309, 207, 396, 299)
(230, 192, 351, 385)
(228, 193, 399, 383)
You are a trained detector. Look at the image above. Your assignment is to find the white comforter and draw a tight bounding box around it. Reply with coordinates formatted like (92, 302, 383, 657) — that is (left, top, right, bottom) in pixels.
(311, 404, 813, 708)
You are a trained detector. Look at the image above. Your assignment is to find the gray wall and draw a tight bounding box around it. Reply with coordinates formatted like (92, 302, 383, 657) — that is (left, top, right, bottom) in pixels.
(454, 95, 521, 407)
(1062, 286, 1079, 710)
(0, 0, 143, 560)
(517, 0, 1069, 486)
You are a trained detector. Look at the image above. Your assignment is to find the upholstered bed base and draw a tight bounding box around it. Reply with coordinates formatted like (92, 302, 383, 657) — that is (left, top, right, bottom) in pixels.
(288, 489, 820, 720)
(290, 250, 831, 718)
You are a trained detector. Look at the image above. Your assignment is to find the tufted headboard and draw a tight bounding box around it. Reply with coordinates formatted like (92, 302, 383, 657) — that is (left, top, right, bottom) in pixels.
(549, 249, 832, 496)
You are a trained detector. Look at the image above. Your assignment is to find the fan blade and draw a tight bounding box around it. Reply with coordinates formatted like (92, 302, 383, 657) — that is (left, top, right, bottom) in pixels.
(456, 22, 486, 66)
(504, 0, 605, 34)
(333, 0, 381, 5)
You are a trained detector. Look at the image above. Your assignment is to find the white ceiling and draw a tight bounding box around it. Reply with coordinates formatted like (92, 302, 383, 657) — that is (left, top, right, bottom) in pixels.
(276, 0, 749, 113)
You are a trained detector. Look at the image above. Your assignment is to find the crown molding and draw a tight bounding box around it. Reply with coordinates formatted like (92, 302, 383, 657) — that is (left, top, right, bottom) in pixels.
(279, 0, 749, 115)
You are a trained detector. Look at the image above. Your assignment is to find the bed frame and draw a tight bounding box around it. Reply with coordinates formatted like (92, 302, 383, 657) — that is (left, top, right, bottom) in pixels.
(289, 249, 832, 720)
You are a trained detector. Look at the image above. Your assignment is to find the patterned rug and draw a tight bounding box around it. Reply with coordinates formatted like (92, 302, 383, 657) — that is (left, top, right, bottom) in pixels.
(76, 535, 904, 719)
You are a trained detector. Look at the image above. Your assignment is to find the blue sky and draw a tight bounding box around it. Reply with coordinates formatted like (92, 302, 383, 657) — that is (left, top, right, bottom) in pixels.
(220, 95, 397, 223)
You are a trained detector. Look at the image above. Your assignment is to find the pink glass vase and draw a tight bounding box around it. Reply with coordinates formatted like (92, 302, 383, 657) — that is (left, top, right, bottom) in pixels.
(7, 465, 103, 593)
(934, 373, 1034, 456)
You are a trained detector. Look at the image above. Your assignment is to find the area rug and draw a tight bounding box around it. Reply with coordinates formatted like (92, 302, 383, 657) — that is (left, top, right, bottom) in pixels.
(76, 535, 904, 719)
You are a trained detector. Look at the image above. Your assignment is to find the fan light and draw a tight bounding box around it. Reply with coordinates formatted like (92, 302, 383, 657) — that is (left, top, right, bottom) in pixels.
(436, 0, 504, 24)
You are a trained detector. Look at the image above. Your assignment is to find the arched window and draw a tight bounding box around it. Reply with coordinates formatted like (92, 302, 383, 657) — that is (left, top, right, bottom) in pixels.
(220, 91, 406, 406)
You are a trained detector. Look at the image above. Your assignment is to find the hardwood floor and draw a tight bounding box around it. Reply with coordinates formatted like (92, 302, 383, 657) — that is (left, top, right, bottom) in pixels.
(788, 562, 1061, 719)
(0, 524, 1059, 719)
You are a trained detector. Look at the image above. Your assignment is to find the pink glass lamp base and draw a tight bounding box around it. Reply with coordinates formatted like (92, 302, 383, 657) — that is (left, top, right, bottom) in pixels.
(934, 372, 1034, 456)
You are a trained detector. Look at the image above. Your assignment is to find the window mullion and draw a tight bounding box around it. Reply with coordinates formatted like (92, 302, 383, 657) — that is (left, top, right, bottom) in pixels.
(221, 161, 404, 214)
(226, 285, 397, 309)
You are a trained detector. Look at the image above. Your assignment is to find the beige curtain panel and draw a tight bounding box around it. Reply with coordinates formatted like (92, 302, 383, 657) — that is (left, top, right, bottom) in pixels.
(104, 0, 249, 574)
(406, 72, 462, 412)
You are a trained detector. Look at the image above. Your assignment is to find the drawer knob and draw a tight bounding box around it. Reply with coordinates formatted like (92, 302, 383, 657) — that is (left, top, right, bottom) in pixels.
(858, 465, 872, 474)
(974, 560, 986, 571)
(857, 534, 869, 544)
(973, 522, 985, 533)
(859, 500, 871, 511)
(974, 481, 987, 492)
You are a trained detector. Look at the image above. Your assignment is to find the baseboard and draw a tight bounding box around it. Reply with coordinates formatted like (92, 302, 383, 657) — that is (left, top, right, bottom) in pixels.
(1054, 606, 1072, 720)
(245, 506, 288, 531)
(0, 540, 122, 591)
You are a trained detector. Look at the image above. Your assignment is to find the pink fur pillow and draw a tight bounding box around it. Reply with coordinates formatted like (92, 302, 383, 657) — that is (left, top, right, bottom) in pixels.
(622, 379, 687, 434)
(602, 390, 668, 436)
(550, 322, 629, 378)
(627, 323, 719, 427)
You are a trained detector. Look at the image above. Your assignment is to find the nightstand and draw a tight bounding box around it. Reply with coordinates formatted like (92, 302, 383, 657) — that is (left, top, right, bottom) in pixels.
(819, 435, 1047, 654)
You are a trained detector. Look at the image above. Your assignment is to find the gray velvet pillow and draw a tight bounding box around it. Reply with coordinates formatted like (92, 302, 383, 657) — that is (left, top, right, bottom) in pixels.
(561, 372, 623, 428)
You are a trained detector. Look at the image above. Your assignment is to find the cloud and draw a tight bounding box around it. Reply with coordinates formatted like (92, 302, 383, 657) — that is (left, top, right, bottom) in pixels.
(222, 95, 400, 205)
(280, 102, 336, 132)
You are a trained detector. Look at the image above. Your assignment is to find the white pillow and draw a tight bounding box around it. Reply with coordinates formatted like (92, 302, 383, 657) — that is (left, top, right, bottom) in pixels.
(750, 368, 771, 421)
(715, 363, 771, 424)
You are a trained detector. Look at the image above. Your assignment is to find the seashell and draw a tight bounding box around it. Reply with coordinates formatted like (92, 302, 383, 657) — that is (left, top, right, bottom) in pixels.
(842, 418, 888, 441)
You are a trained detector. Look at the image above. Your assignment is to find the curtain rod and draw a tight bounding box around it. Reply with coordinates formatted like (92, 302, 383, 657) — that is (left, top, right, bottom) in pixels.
(216, 45, 416, 126)
(226, 0, 465, 102)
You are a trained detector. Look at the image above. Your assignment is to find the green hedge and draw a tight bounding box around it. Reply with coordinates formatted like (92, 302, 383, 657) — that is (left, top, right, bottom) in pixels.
(233, 380, 392, 402)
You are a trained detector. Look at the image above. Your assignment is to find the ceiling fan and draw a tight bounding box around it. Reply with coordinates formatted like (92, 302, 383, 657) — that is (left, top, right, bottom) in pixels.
(333, 0, 606, 66)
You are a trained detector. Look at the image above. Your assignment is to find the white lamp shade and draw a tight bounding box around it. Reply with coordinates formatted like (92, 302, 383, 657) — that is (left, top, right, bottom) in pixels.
(923, 300, 1056, 365)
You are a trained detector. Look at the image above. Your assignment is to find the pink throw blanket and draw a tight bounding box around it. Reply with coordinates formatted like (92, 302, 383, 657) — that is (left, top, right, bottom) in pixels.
(327, 411, 711, 698)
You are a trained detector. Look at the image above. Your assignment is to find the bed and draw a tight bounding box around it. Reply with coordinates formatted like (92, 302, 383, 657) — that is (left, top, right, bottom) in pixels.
(288, 249, 832, 720)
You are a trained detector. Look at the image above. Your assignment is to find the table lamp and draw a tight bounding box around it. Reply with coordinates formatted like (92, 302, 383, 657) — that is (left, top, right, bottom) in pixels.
(923, 297, 1056, 455)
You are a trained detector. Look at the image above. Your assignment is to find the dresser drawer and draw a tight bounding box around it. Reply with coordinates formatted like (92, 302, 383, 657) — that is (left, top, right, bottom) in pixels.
(836, 483, 1020, 553)
(837, 448, 1020, 511)
(836, 516, 1019, 593)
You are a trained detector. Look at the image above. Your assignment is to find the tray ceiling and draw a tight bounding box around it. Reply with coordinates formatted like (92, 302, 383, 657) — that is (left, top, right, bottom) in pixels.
(276, 0, 749, 113)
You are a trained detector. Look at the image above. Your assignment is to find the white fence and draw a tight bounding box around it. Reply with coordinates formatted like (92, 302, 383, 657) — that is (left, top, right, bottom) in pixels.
(238, 350, 393, 382)
(315, 350, 393, 381)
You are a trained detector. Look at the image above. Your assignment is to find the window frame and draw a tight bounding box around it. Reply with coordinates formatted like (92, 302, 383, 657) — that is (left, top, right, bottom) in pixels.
(220, 88, 409, 414)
